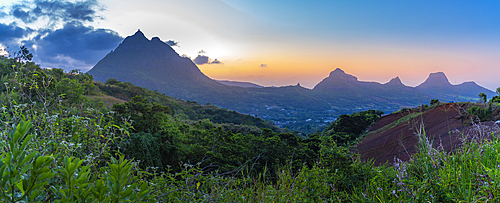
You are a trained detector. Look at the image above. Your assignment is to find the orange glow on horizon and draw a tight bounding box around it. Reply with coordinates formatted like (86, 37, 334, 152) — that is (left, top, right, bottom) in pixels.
(198, 46, 499, 91)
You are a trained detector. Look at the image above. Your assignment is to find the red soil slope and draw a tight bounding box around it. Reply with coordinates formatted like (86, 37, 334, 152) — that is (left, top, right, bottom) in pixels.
(356, 103, 500, 166)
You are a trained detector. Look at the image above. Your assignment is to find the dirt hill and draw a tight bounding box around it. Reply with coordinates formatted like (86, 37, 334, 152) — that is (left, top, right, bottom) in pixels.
(356, 103, 500, 166)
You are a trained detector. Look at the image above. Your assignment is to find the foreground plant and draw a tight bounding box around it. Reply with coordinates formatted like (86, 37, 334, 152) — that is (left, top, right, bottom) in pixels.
(0, 119, 153, 202)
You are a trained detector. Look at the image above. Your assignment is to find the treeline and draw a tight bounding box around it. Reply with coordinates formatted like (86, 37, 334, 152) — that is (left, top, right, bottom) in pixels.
(111, 95, 321, 173)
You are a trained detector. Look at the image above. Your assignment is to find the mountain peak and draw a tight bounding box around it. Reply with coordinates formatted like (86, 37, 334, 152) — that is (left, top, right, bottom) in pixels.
(417, 72, 452, 89)
(385, 76, 403, 86)
(151, 36, 161, 42)
(134, 29, 146, 38)
(327, 68, 357, 81)
(429, 72, 448, 80)
(313, 69, 358, 90)
(89, 30, 216, 92)
(121, 29, 148, 45)
(329, 68, 346, 76)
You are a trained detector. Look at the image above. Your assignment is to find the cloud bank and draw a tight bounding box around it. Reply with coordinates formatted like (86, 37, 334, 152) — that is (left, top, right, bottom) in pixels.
(28, 21, 122, 69)
(10, 0, 103, 24)
(0, 0, 122, 72)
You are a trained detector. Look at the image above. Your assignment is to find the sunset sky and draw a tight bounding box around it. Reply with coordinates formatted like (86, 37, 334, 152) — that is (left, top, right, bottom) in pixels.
(1, 0, 499, 91)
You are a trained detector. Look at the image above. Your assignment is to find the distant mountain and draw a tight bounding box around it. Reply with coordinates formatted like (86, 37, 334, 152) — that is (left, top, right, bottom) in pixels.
(384, 77, 404, 86)
(312, 68, 430, 109)
(416, 72, 494, 101)
(87, 30, 495, 133)
(217, 80, 264, 88)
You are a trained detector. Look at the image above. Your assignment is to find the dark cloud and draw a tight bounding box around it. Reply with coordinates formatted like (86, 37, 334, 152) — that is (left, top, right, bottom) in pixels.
(193, 55, 209, 65)
(10, 0, 103, 24)
(260, 64, 267, 68)
(1, 0, 121, 71)
(193, 55, 223, 65)
(30, 21, 122, 70)
(165, 40, 179, 47)
(12, 6, 37, 23)
(211, 58, 222, 64)
(0, 22, 34, 51)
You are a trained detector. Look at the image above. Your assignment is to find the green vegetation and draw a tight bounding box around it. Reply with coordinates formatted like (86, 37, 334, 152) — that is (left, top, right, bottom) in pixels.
(467, 92, 500, 122)
(430, 98, 440, 106)
(2, 50, 500, 202)
(322, 110, 383, 145)
(479, 92, 488, 103)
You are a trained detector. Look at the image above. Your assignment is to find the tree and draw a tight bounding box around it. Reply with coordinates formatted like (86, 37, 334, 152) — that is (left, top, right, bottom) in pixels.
(56, 78, 84, 103)
(113, 95, 171, 133)
(496, 87, 500, 96)
(479, 93, 487, 103)
(430, 99, 440, 106)
(322, 110, 383, 145)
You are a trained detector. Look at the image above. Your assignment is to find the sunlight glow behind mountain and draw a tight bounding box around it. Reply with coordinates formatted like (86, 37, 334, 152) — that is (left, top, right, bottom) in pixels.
(0, 0, 498, 91)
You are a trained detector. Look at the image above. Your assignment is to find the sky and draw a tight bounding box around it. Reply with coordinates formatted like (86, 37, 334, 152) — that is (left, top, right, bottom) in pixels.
(1, 0, 499, 91)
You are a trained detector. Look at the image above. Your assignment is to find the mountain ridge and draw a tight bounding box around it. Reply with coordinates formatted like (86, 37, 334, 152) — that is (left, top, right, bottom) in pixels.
(87, 30, 495, 133)
(416, 72, 494, 101)
(217, 80, 264, 88)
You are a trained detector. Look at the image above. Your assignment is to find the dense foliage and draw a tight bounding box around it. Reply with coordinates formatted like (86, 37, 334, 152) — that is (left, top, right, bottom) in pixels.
(322, 110, 383, 145)
(467, 92, 500, 122)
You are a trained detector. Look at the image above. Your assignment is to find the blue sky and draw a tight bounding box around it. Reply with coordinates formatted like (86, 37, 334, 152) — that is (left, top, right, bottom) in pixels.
(1, 0, 499, 91)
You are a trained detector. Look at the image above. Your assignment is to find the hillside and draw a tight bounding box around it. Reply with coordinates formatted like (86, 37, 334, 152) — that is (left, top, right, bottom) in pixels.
(92, 78, 281, 132)
(356, 103, 500, 166)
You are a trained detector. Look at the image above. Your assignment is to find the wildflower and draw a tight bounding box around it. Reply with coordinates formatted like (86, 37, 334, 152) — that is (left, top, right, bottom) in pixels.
(100, 135, 104, 138)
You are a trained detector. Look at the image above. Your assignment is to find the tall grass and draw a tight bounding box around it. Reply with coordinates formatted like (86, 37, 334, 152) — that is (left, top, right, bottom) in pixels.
(350, 122, 500, 202)
(154, 122, 500, 202)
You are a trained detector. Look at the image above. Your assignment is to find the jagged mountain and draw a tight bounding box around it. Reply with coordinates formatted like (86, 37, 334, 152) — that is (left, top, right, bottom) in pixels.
(416, 72, 494, 101)
(88, 30, 229, 103)
(384, 77, 404, 86)
(312, 68, 430, 109)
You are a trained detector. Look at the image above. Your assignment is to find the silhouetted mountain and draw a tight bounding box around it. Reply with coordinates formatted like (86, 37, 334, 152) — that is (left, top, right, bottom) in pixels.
(217, 80, 264, 88)
(312, 69, 429, 109)
(313, 68, 358, 91)
(88, 30, 227, 102)
(384, 77, 404, 86)
(416, 72, 494, 101)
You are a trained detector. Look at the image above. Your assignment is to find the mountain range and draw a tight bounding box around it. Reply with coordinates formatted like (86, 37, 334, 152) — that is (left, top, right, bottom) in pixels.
(88, 30, 495, 132)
